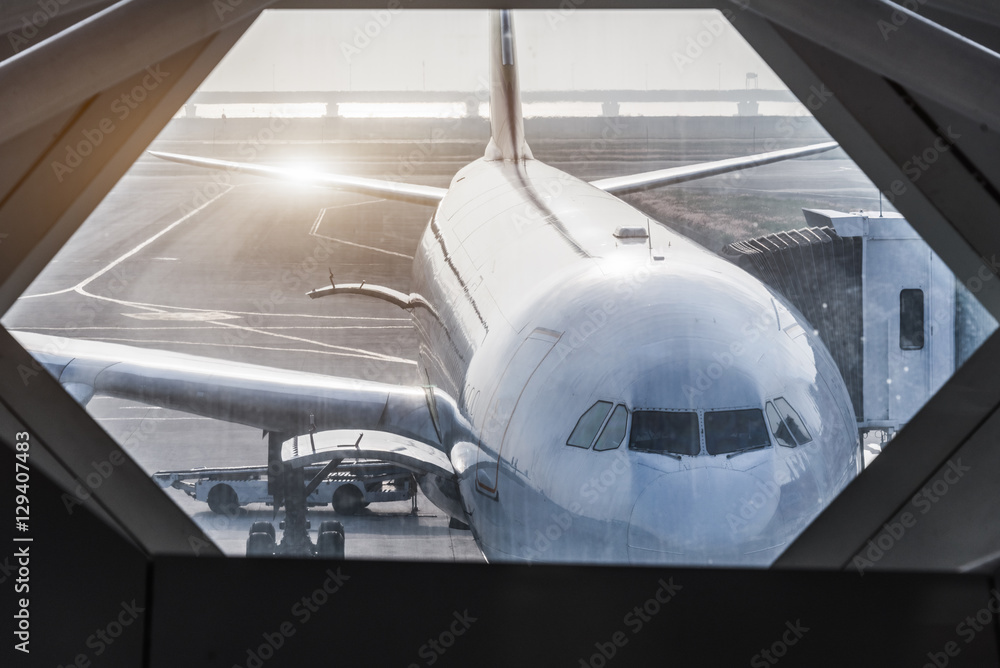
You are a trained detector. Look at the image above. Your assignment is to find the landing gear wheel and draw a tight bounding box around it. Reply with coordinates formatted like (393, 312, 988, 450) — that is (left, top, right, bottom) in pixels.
(319, 520, 345, 537)
(316, 530, 345, 559)
(449, 517, 471, 531)
(246, 531, 275, 556)
(207, 484, 239, 515)
(250, 521, 276, 542)
(332, 485, 363, 516)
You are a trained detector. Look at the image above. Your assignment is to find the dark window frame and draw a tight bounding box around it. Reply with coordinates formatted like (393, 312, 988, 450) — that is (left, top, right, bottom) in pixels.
(704, 407, 771, 455)
(593, 404, 629, 452)
(628, 409, 701, 457)
(566, 400, 613, 448)
(900, 288, 925, 351)
(766, 397, 814, 447)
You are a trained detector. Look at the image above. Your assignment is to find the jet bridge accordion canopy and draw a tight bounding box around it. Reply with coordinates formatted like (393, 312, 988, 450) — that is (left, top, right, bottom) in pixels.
(722, 226, 865, 420)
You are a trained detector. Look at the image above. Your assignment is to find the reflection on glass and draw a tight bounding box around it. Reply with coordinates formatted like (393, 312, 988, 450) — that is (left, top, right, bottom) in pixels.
(900, 288, 925, 350)
(630, 411, 700, 456)
(704, 409, 770, 455)
(4, 9, 997, 570)
(567, 401, 613, 448)
(593, 405, 628, 451)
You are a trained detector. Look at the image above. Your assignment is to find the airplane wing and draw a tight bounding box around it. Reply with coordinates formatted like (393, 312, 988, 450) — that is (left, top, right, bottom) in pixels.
(148, 151, 447, 206)
(588, 141, 839, 196)
(14, 331, 468, 449)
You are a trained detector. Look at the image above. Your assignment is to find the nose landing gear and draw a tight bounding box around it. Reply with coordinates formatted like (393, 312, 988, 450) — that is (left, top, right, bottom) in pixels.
(245, 433, 347, 559)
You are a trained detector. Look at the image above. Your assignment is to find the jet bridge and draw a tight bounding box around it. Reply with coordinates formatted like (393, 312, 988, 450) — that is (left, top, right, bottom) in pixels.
(723, 209, 997, 439)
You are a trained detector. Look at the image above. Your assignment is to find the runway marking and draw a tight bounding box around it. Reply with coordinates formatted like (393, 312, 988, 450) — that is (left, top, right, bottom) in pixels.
(198, 318, 416, 364)
(24, 325, 413, 331)
(28, 292, 410, 322)
(16, 185, 414, 364)
(20, 186, 234, 299)
(96, 416, 210, 421)
(88, 337, 418, 365)
(311, 203, 415, 260)
(123, 311, 241, 321)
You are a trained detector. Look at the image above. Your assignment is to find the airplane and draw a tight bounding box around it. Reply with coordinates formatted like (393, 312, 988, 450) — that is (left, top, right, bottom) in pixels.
(14, 10, 861, 566)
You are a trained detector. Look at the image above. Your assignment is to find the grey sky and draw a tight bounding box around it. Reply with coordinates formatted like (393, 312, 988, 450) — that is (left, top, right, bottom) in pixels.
(200, 9, 787, 92)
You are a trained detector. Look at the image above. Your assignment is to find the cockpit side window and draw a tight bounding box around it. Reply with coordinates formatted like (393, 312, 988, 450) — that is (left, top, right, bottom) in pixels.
(567, 401, 613, 448)
(629, 410, 700, 456)
(765, 398, 814, 447)
(593, 404, 628, 451)
(765, 402, 796, 447)
(775, 398, 813, 445)
(704, 408, 770, 455)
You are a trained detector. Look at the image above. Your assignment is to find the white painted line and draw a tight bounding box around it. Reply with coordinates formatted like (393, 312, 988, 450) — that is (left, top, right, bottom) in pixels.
(20, 186, 233, 299)
(311, 204, 415, 260)
(88, 337, 418, 365)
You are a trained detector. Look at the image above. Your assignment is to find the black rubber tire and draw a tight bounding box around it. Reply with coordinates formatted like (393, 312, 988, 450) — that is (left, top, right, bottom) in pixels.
(250, 521, 276, 542)
(332, 485, 363, 515)
(319, 520, 345, 537)
(316, 530, 345, 559)
(207, 483, 239, 515)
(246, 531, 275, 557)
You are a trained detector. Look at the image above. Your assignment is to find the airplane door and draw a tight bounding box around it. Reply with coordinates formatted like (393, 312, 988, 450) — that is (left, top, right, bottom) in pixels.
(476, 328, 561, 497)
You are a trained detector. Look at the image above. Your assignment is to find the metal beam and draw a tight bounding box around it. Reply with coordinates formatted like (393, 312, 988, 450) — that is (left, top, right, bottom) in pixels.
(730, 0, 1000, 133)
(727, 5, 1000, 569)
(0, 9, 263, 556)
(0, 0, 277, 144)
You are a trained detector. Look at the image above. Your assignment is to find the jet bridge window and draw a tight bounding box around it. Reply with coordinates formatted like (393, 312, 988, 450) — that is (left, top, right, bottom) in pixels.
(704, 409, 770, 455)
(629, 411, 700, 456)
(765, 398, 813, 447)
(567, 401, 613, 448)
(593, 405, 628, 451)
(900, 288, 925, 350)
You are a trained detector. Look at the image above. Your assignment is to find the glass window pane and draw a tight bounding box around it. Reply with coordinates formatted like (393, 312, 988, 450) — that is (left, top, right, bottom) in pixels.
(775, 398, 813, 445)
(766, 402, 797, 448)
(704, 409, 770, 455)
(900, 288, 925, 350)
(594, 405, 628, 451)
(567, 401, 613, 448)
(629, 411, 700, 456)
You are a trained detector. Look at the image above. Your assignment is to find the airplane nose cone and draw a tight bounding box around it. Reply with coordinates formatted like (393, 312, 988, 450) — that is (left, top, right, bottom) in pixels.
(627, 468, 783, 566)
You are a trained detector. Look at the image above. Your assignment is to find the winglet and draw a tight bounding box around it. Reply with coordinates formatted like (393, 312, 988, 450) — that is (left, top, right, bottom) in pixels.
(485, 10, 532, 162)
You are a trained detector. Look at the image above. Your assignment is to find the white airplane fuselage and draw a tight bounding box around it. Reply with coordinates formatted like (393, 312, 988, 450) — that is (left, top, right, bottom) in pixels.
(408, 155, 861, 566)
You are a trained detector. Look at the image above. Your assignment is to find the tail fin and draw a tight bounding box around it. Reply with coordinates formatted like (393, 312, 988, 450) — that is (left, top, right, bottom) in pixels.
(485, 10, 532, 162)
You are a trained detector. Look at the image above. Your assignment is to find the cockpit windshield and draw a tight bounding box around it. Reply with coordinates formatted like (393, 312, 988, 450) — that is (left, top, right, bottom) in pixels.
(704, 408, 770, 455)
(629, 410, 700, 456)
